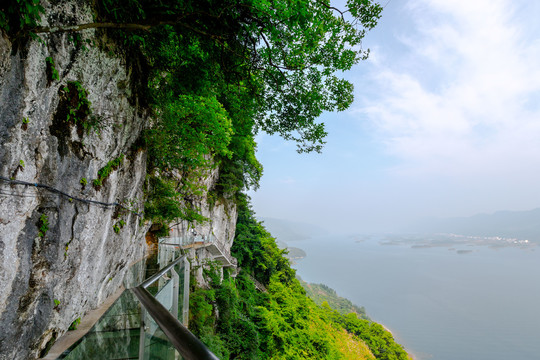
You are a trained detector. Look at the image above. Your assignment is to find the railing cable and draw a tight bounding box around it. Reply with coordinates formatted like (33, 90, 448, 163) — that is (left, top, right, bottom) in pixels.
(0, 175, 142, 217)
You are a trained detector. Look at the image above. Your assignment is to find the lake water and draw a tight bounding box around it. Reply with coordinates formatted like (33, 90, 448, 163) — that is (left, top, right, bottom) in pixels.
(293, 235, 540, 360)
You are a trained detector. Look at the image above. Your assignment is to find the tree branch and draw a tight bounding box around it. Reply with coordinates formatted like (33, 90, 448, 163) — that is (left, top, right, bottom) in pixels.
(315, 0, 348, 21)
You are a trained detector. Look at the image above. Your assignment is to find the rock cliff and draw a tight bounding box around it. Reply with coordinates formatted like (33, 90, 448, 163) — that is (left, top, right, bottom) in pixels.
(0, 2, 236, 359)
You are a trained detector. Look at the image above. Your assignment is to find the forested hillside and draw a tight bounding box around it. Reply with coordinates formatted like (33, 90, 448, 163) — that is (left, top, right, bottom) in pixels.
(301, 281, 370, 320)
(189, 196, 411, 360)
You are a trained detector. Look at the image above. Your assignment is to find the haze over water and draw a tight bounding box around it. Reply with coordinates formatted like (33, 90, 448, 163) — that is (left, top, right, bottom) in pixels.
(293, 235, 540, 360)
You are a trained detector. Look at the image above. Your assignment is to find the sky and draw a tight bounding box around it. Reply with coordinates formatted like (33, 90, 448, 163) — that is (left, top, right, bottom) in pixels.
(250, 0, 540, 233)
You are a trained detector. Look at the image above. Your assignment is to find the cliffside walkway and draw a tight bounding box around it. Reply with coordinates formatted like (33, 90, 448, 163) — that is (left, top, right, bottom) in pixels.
(42, 255, 219, 360)
(248, 273, 268, 293)
(159, 235, 238, 268)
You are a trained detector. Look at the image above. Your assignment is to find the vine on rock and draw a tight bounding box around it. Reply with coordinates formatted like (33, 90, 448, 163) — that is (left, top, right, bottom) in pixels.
(93, 154, 124, 189)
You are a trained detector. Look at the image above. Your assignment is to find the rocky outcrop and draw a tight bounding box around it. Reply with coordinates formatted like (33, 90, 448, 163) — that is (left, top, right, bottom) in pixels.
(167, 167, 238, 286)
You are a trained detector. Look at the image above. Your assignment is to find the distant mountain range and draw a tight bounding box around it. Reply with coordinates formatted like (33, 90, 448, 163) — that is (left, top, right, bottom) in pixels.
(257, 217, 327, 243)
(413, 208, 540, 241)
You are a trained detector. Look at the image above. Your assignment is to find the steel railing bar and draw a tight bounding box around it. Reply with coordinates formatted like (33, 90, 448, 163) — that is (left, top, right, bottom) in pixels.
(131, 286, 219, 360)
(139, 256, 185, 289)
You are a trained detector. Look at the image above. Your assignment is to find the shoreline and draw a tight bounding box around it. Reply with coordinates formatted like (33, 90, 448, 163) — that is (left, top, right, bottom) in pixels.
(379, 323, 416, 360)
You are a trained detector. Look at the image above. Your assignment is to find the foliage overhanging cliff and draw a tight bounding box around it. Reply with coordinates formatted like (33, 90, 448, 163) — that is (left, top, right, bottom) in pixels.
(1, 0, 383, 230)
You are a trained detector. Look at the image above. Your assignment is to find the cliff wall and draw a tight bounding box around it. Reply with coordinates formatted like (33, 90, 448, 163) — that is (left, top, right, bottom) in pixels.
(0, 2, 236, 359)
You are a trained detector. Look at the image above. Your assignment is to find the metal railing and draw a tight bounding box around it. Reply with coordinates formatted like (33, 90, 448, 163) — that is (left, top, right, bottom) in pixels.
(138, 255, 190, 325)
(159, 235, 214, 248)
(132, 288, 218, 360)
(159, 234, 238, 268)
(56, 255, 219, 360)
(132, 256, 219, 360)
(211, 240, 238, 268)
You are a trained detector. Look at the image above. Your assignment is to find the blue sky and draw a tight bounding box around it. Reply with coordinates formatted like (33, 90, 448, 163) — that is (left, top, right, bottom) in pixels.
(250, 0, 540, 233)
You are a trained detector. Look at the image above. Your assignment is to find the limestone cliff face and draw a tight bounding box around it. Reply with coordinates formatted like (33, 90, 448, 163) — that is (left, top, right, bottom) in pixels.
(167, 167, 239, 286)
(0, 2, 237, 359)
(0, 8, 149, 358)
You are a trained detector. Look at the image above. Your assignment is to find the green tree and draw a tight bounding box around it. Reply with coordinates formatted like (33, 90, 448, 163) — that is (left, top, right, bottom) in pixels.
(28, 0, 382, 153)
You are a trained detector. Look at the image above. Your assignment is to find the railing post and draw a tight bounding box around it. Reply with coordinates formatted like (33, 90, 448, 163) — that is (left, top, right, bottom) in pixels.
(172, 269, 179, 319)
(138, 307, 147, 360)
(183, 257, 190, 327)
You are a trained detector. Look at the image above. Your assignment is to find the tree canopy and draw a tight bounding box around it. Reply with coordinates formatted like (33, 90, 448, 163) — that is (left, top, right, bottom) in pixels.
(2, 0, 382, 153)
(95, 0, 383, 153)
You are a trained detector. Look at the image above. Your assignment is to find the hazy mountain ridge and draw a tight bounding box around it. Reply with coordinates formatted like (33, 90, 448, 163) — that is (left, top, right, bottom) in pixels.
(258, 217, 327, 243)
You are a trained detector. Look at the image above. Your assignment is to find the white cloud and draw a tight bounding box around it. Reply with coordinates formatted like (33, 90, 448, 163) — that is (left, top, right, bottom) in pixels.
(360, 0, 540, 180)
(279, 177, 296, 184)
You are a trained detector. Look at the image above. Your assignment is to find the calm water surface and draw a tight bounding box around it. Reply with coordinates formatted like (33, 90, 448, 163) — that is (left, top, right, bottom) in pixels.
(293, 235, 540, 360)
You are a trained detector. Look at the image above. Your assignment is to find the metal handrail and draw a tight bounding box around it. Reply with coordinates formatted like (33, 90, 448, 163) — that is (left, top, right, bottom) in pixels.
(132, 286, 219, 360)
(159, 235, 215, 247)
(133, 256, 219, 360)
(139, 255, 185, 289)
(213, 241, 238, 267)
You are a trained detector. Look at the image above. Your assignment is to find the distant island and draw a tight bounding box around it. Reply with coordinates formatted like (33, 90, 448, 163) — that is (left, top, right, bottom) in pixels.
(257, 217, 318, 261)
(286, 246, 307, 260)
(379, 232, 537, 252)
(409, 207, 540, 243)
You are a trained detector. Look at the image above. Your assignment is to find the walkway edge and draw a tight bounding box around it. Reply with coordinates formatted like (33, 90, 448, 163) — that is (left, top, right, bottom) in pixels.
(40, 286, 126, 360)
